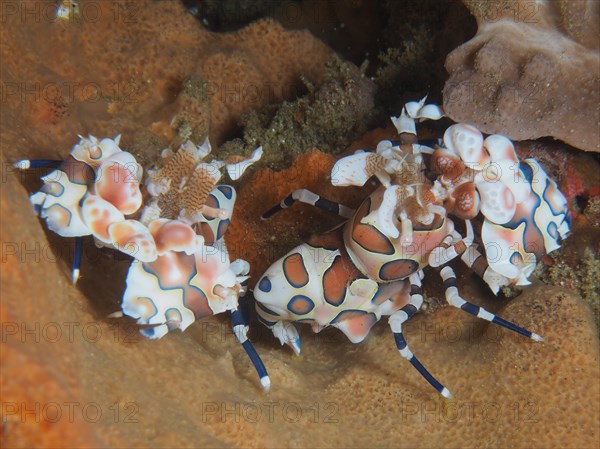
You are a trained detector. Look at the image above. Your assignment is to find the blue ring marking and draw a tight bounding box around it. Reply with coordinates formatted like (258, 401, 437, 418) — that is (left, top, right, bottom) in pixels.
(126, 296, 159, 323)
(142, 257, 191, 292)
(41, 177, 66, 197)
(504, 186, 542, 231)
(217, 185, 234, 199)
(216, 219, 230, 240)
(509, 252, 523, 265)
(256, 301, 281, 317)
(78, 191, 91, 208)
(394, 332, 407, 349)
(43, 203, 73, 227)
(89, 146, 103, 160)
(141, 296, 159, 320)
(287, 295, 315, 315)
(402, 303, 418, 318)
(258, 276, 272, 292)
(547, 221, 558, 240)
(165, 307, 183, 323)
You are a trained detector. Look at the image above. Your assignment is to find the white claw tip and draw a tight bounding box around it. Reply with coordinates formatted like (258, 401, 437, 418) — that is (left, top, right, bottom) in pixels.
(107, 311, 124, 319)
(441, 387, 453, 399)
(290, 339, 301, 356)
(261, 376, 271, 392)
(14, 160, 31, 169)
(72, 268, 80, 285)
(532, 333, 544, 342)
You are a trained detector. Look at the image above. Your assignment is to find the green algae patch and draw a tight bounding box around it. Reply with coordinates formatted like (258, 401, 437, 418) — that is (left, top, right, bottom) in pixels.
(218, 56, 376, 169)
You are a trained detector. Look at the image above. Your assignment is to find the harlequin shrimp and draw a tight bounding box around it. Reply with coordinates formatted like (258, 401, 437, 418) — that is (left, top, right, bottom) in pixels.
(15, 136, 271, 390)
(254, 98, 570, 397)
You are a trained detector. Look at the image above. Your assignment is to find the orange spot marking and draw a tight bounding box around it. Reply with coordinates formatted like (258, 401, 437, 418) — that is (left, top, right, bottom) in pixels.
(333, 310, 377, 341)
(346, 314, 376, 338)
(45, 204, 70, 227)
(352, 200, 394, 255)
(89, 209, 113, 240)
(283, 253, 309, 288)
(322, 256, 347, 306)
(432, 149, 464, 180)
(288, 296, 313, 314)
(155, 222, 195, 253)
(379, 259, 418, 281)
(454, 182, 478, 219)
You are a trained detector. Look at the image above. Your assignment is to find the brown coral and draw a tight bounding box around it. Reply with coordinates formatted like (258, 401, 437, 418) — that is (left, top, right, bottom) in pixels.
(443, 0, 600, 152)
(0, 0, 331, 163)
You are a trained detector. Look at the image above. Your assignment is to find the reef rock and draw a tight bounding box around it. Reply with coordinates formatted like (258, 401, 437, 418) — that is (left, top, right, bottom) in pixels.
(443, 0, 599, 152)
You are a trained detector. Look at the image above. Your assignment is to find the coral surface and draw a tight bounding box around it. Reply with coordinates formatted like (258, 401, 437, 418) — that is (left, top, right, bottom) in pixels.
(0, 0, 331, 160)
(443, 0, 600, 152)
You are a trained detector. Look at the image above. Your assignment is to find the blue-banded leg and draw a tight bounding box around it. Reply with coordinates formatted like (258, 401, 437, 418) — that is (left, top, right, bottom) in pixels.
(72, 236, 84, 284)
(13, 159, 63, 170)
(261, 189, 355, 220)
(230, 261, 270, 391)
(439, 265, 543, 341)
(231, 300, 271, 391)
(389, 271, 452, 398)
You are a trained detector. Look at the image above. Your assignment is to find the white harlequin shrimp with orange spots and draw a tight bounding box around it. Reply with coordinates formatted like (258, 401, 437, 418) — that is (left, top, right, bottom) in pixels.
(15, 136, 271, 390)
(255, 98, 570, 397)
